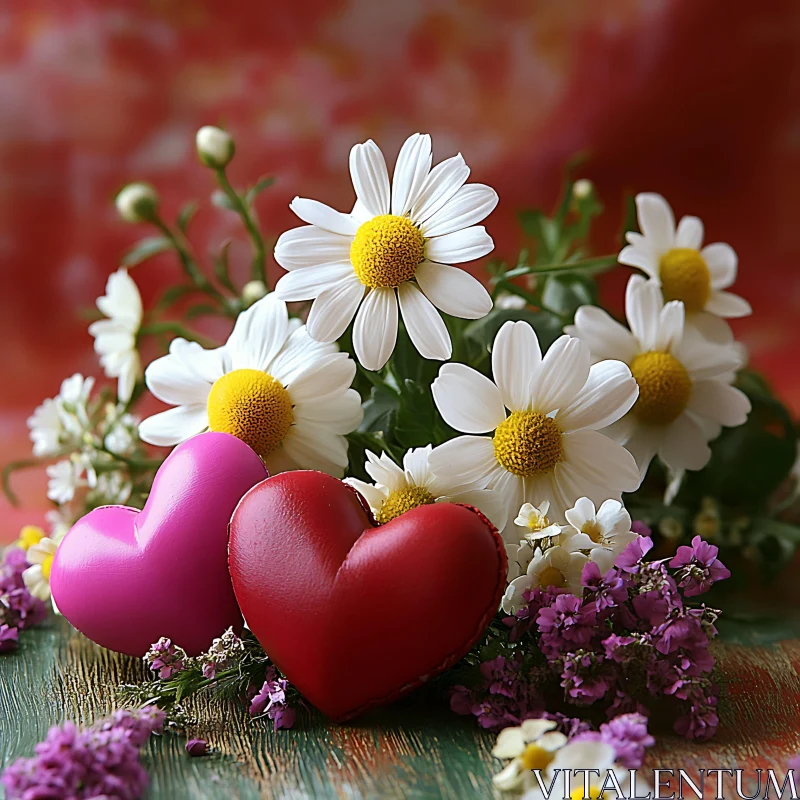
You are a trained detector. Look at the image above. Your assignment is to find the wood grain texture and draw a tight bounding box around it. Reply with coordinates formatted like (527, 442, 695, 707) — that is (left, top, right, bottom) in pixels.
(1, 617, 799, 799)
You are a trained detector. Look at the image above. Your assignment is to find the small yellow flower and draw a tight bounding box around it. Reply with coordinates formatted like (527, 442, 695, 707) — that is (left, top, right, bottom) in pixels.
(16, 525, 45, 552)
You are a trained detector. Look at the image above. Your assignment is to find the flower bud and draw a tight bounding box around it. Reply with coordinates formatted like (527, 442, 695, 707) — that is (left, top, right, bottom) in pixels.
(115, 183, 159, 224)
(196, 126, 235, 169)
(572, 179, 593, 200)
(242, 280, 268, 307)
(185, 738, 209, 757)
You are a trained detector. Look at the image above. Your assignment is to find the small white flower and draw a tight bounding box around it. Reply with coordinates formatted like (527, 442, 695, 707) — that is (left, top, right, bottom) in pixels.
(46, 460, 83, 504)
(27, 398, 62, 457)
(115, 182, 159, 224)
(619, 193, 751, 342)
(502, 545, 588, 614)
(58, 373, 95, 407)
(91, 471, 133, 506)
(494, 292, 527, 310)
(561, 497, 638, 573)
(567, 274, 751, 477)
(45, 509, 72, 544)
(491, 718, 568, 793)
(196, 125, 235, 168)
(89, 269, 143, 403)
(429, 320, 641, 539)
(345, 446, 507, 530)
(514, 501, 563, 541)
(139, 294, 362, 478)
(275, 133, 496, 370)
(23, 537, 59, 605)
(104, 414, 137, 455)
(241, 279, 268, 307)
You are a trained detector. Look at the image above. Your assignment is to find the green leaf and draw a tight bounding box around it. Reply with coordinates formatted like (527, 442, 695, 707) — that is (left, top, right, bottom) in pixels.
(154, 284, 196, 310)
(176, 201, 198, 234)
(464, 308, 563, 354)
(395, 379, 453, 448)
(540, 274, 598, 318)
(120, 236, 173, 267)
(212, 240, 236, 293)
(360, 385, 399, 435)
(185, 304, 218, 319)
(245, 176, 275, 207)
(211, 189, 237, 212)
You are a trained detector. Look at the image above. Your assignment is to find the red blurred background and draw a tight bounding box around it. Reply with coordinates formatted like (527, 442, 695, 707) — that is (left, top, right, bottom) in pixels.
(1, 0, 799, 541)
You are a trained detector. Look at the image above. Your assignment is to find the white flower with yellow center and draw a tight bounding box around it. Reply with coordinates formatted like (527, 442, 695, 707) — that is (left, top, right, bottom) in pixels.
(89, 269, 143, 403)
(23, 537, 59, 605)
(561, 497, 639, 573)
(522, 740, 632, 800)
(567, 274, 750, 478)
(138, 294, 362, 478)
(345, 446, 507, 530)
(429, 320, 641, 540)
(274, 133, 496, 370)
(514, 501, 563, 542)
(492, 719, 568, 793)
(502, 545, 588, 614)
(619, 193, 750, 342)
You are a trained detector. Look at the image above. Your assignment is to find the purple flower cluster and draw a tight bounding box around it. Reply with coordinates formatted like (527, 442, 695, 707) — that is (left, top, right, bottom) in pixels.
(249, 667, 297, 730)
(144, 637, 187, 679)
(199, 627, 245, 680)
(454, 534, 728, 742)
(1, 706, 164, 800)
(574, 713, 655, 769)
(449, 654, 544, 729)
(0, 547, 47, 653)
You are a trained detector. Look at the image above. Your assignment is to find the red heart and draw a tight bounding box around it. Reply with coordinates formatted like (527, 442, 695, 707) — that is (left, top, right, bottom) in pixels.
(228, 470, 506, 721)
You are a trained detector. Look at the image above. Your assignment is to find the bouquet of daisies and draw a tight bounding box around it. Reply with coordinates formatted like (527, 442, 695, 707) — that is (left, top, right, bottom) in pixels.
(3, 126, 797, 750)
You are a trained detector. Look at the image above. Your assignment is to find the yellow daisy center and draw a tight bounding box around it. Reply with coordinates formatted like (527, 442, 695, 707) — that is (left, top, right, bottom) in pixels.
(571, 787, 603, 800)
(41, 553, 54, 581)
(538, 566, 566, 589)
(207, 369, 294, 459)
(659, 247, 711, 312)
(376, 486, 436, 524)
(493, 411, 563, 477)
(18, 525, 45, 552)
(629, 351, 692, 425)
(350, 214, 425, 289)
(521, 743, 555, 771)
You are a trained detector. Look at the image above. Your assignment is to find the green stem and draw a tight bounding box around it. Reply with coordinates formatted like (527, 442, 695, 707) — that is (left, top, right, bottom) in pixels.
(139, 322, 218, 349)
(215, 169, 267, 285)
(3, 459, 42, 507)
(492, 253, 618, 283)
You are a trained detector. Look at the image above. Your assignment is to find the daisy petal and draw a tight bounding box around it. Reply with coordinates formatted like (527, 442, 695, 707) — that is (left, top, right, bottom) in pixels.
(307, 276, 366, 343)
(675, 216, 704, 250)
(349, 139, 390, 217)
(531, 335, 591, 413)
(701, 243, 738, 288)
(569, 305, 638, 364)
(492, 320, 541, 411)
(269, 326, 338, 385)
(411, 153, 470, 224)
(626, 274, 663, 351)
(289, 197, 358, 236)
(282, 424, 349, 475)
(344, 478, 387, 513)
(415, 260, 492, 319)
(275, 263, 356, 301)
(655, 300, 685, 352)
(617, 424, 661, 480)
(274, 226, 353, 270)
(138, 405, 208, 447)
(687, 312, 734, 344)
(635, 193, 676, 253)
(227, 293, 290, 372)
(426, 226, 494, 264)
(397, 281, 452, 361)
(289, 354, 357, 403)
(688, 380, 751, 427)
(444, 488, 508, 532)
(562, 429, 642, 493)
(705, 290, 752, 318)
(428, 436, 499, 489)
(145, 348, 216, 406)
(618, 244, 658, 277)
(421, 184, 499, 237)
(556, 360, 638, 432)
(391, 133, 432, 216)
(432, 363, 506, 433)
(659, 414, 712, 472)
(353, 287, 398, 370)
(294, 391, 363, 434)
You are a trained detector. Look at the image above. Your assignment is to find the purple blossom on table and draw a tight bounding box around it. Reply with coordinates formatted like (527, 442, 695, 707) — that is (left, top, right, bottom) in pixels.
(575, 713, 655, 769)
(1, 707, 164, 800)
(0, 624, 19, 653)
(249, 667, 297, 730)
(0, 547, 47, 640)
(669, 535, 731, 596)
(673, 686, 719, 741)
(144, 637, 187, 679)
(185, 738, 209, 756)
(198, 627, 245, 681)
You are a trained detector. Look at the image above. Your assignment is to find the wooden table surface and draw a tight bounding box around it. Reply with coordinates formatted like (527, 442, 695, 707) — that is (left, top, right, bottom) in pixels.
(2, 612, 800, 799)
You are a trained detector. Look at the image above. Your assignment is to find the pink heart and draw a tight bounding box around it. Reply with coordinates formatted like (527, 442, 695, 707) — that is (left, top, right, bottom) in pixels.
(51, 432, 268, 657)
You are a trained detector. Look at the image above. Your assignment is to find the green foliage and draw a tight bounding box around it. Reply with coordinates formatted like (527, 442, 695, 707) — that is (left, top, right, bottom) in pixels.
(121, 236, 173, 267)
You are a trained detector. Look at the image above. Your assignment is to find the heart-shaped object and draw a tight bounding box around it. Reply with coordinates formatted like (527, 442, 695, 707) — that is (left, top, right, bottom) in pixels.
(229, 470, 506, 721)
(51, 432, 268, 657)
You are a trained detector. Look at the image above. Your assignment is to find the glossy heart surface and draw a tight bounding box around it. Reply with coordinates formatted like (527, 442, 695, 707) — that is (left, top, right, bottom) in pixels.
(229, 470, 506, 721)
(51, 432, 268, 656)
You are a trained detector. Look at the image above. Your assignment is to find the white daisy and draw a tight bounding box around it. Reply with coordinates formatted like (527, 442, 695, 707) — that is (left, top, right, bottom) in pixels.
(46, 459, 83, 504)
(89, 269, 143, 402)
(138, 294, 362, 478)
(274, 133, 496, 370)
(23, 537, 59, 605)
(619, 193, 751, 342)
(561, 497, 638, 573)
(491, 719, 568, 793)
(345, 446, 507, 530)
(429, 320, 641, 539)
(27, 398, 62, 457)
(567, 274, 751, 478)
(502, 545, 588, 614)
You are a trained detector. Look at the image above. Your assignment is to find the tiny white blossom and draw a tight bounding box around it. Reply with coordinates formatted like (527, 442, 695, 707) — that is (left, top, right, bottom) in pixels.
(46, 460, 83, 504)
(196, 126, 235, 169)
(115, 182, 159, 224)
